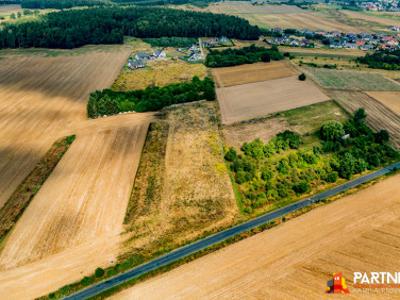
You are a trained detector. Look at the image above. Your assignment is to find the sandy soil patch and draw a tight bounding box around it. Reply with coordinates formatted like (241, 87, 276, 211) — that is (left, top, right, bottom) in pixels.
(217, 76, 330, 124)
(112, 173, 400, 300)
(212, 61, 297, 87)
(328, 90, 400, 148)
(366, 91, 400, 115)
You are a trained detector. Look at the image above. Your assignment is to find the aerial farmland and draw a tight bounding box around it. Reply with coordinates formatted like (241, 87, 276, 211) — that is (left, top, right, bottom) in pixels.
(0, 1, 400, 299)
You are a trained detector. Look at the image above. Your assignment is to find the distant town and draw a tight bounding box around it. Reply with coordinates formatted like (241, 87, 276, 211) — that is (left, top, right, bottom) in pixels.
(266, 27, 400, 51)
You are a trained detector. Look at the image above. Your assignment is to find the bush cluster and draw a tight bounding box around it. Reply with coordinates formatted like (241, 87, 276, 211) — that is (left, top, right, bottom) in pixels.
(87, 76, 215, 118)
(225, 109, 399, 213)
(357, 49, 400, 70)
(205, 45, 284, 68)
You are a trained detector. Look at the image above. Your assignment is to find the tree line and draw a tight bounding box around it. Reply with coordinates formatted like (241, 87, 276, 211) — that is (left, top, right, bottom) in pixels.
(88, 76, 215, 118)
(205, 45, 284, 68)
(357, 49, 400, 70)
(0, 7, 261, 49)
(20, 0, 108, 9)
(224, 109, 399, 214)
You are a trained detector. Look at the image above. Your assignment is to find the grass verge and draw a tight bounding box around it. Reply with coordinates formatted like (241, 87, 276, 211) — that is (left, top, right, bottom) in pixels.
(0, 135, 75, 247)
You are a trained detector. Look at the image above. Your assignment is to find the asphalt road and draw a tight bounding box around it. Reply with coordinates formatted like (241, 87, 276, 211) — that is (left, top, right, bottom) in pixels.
(65, 162, 400, 300)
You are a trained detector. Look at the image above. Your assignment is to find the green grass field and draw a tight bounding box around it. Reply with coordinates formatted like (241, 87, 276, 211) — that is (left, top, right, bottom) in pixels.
(303, 67, 400, 91)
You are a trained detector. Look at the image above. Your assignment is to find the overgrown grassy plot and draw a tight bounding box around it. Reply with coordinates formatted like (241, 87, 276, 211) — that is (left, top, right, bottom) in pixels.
(224, 109, 399, 214)
(303, 67, 400, 91)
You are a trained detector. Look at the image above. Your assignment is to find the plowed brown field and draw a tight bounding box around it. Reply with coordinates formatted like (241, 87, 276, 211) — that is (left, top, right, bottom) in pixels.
(212, 61, 297, 87)
(367, 91, 400, 115)
(112, 173, 400, 300)
(328, 90, 400, 148)
(217, 76, 330, 124)
(0, 47, 156, 298)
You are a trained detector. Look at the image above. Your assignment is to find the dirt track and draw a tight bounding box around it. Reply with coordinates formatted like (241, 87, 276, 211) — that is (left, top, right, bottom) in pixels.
(217, 76, 329, 124)
(0, 48, 156, 298)
(112, 174, 400, 300)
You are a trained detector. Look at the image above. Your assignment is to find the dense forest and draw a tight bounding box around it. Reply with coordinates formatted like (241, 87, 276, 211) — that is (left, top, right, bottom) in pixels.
(0, 7, 260, 49)
(0, 0, 20, 4)
(144, 37, 197, 47)
(20, 0, 107, 9)
(88, 76, 215, 118)
(225, 109, 399, 213)
(205, 45, 284, 68)
(357, 50, 400, 70)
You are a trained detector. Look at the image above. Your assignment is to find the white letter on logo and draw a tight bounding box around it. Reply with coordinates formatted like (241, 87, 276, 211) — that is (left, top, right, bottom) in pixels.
(354, 272, 362, 284)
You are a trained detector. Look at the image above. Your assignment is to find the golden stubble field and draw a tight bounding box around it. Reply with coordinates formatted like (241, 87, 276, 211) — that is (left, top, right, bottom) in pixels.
(212, 61, 297, 87)
(112, 173, 400, 300)
(0, 47, 157, 299)
(367, 91, 400, 115)
(217, 75, 330, 124)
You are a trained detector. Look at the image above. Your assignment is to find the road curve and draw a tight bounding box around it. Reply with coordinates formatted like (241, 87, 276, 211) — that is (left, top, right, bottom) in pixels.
(64, 162, 400, 300)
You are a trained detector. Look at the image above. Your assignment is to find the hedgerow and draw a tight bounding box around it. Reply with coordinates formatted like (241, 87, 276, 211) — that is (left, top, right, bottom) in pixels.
(87, 76, 215, 118)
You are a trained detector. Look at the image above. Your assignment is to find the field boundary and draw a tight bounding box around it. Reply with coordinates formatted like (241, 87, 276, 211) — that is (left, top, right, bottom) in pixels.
(63, 161, 400, 300)
(0, 135, 75, 249)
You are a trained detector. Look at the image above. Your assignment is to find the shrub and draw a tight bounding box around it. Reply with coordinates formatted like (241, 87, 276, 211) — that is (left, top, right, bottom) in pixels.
(324, 171, 338, 183)
(320, 120, 345, 141)
(375, 129, 390, 144)
(95, 267, 105, 278)
(292, 181, 310, 194)
(298, 73, 306, 81)
(224, 147, 237, 162)
(276, 130, 302, 149)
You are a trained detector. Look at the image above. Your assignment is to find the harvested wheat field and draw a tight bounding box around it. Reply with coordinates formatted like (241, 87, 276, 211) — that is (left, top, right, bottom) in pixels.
(0, 46, 158, 298)
(0, 115, 152, 270)
(366, 91, 400, 115)
(217, 76, 329, 124)
(212, 61, 297, 87)
(184, 1, 358, 31)
(123, 101, 238, 258)
(329, 90, 400, 148)
(0, 47, 130, 208)
(113, 173, 400, 300)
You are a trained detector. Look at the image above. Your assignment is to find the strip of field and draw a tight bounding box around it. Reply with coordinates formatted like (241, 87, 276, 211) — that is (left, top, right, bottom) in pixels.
(0, 116, 152, 270)
(212, 61, 297, 87)
(0, 135, 75, 243)
(366, 91, 400, 115)
(112, 173, 400, 300)
(328, 90, 400, 148)
(303, 67, 400, 91)
(123, 101, 237, 258)
(217, 76, 330, 124)
(0, 49, 130, 209)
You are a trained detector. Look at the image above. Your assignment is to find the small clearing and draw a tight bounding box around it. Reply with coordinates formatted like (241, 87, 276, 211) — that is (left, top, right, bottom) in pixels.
(217, 76, 330, 124)
(222, 101, 347, 148)
(212, 61, 297, 87)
